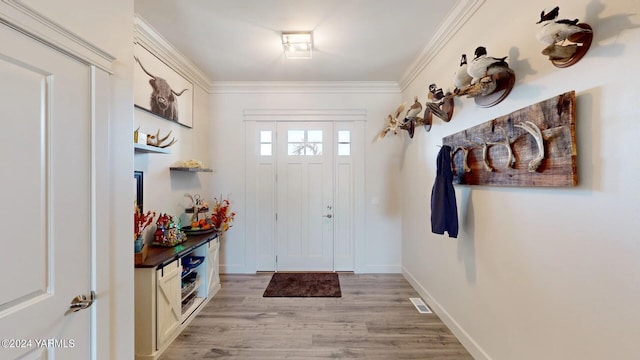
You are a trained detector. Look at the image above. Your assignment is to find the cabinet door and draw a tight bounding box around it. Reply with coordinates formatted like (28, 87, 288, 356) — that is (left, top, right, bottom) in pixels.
(156, 260, 181, 349)
(208, 238, 220, 293)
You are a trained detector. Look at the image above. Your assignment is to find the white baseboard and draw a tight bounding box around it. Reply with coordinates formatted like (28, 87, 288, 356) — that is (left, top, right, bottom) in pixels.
(356, 264, 402, 273)
(220, 265, 254, 274)
(401, 267, 492, 360)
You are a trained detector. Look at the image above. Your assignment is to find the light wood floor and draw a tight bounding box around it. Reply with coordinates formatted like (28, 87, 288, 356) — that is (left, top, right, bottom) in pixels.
(160, 273, 473, 359)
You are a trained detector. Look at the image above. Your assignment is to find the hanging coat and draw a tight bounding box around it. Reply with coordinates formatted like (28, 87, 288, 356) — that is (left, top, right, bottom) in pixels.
(431, 145, 458, 238)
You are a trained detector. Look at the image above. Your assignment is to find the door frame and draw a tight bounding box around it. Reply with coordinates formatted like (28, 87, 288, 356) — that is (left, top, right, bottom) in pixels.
(244, 109, 366, 273)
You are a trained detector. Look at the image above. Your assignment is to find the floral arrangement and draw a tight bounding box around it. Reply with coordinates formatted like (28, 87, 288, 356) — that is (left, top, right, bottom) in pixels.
(210, 195, 236, 232)
(134, 203, 156, 240)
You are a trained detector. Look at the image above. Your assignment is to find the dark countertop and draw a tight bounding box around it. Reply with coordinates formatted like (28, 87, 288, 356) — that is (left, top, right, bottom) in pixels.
(135, 232, 218, 269)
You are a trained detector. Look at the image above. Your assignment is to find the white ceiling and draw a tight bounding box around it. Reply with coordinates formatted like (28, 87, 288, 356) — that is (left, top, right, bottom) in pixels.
(134, 0, 459, 83)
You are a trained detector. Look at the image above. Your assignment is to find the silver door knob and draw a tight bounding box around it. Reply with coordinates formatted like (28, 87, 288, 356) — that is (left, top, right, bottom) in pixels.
(65, 291, 95, 315)
(323, 214, 332, 218)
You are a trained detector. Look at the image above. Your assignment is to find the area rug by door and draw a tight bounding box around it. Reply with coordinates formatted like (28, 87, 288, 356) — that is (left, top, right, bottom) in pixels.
(263, 272, 341, 297)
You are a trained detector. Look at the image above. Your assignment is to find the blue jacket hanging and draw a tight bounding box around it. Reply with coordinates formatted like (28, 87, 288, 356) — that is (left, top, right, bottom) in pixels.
(431, 145, 458, 238)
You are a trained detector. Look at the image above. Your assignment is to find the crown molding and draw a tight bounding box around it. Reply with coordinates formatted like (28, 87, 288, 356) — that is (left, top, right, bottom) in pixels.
(0, 0, 115, 72)
(398, 0, 486, 91)
(210, 81, 400, 94)
(134, 14, 212, 90)
(243, 108, 367, 122)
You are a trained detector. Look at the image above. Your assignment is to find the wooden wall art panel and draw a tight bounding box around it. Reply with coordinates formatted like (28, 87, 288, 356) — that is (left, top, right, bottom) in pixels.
(442, 91, 577, 187)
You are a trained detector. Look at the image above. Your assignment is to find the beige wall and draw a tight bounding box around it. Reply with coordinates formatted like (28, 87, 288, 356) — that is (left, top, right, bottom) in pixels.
(400, 0, 640, 359)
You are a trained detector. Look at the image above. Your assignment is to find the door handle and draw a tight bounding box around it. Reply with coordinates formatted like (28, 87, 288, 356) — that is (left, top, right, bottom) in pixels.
(65, 291, 95, 316)
(323, 214, 332, 219)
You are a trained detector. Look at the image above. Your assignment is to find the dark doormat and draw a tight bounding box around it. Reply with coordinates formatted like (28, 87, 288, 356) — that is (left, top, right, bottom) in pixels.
(263, 272, 342, 297)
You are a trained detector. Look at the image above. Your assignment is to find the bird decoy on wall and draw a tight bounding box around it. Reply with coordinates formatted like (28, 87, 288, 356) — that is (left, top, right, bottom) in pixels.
(399, 96, 423, 138)
(422, 83, 454, 132)
(375, 102, 405, 141)
(456, 46, 516, 108)
(536, 6, 593, 67)
(377, 96, 433, 140)
(453, 54, 472, 94)
(377, 84, 456, 141)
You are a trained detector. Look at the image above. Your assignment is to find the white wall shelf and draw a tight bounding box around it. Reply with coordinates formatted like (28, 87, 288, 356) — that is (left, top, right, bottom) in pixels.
(134, 143, 171, 154)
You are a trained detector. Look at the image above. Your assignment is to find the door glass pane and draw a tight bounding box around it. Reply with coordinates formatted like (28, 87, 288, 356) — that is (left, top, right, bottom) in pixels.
(338, 144, 350, 156)
(288, 143, 304, 155)
(260, 144, 272, 156)
(311, 144, 322, 156)
(260, 130, 272, 156)
(288, 130, 305, 142)
(260, 131, 272, 143)
(338, 130, 350, 156)
(287, 129, 324, 156)
(307, 130, 323, 142)
(338, 130, 350, 143)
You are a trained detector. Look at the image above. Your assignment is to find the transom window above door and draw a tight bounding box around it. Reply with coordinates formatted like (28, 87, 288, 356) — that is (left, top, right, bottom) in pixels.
(288, 129, 323, 156)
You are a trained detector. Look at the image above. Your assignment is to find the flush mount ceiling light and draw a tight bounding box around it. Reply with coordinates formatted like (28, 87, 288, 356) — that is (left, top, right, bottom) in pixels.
(282, 32, 313, 59)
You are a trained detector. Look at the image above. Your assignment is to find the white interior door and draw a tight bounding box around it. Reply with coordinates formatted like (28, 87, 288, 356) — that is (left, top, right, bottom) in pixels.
(276, 122, 334, 271)
(0, 24, 93, 359)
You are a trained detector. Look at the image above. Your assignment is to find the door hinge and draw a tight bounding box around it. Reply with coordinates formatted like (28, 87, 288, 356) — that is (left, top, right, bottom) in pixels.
(275, 213, 278, 221)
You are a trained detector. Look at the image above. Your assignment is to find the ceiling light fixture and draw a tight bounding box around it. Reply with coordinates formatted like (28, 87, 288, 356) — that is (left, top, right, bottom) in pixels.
(282, 32, 313, 59)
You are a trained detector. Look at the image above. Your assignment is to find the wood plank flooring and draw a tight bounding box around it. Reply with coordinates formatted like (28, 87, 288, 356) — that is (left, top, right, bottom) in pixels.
(159, 273, 473, 359)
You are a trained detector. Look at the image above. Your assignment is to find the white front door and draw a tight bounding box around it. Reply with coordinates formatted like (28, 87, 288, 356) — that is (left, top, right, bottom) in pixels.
(0, 24, 93, 359)
(276, 122, 334, 271)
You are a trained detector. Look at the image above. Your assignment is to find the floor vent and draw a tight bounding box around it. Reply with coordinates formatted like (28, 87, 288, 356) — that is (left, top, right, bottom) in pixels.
(410, 297, 432, 314)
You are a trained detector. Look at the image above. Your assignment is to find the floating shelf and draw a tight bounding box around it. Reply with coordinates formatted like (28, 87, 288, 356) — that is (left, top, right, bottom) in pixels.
(134, 143, 171, 154)
(170, 167, 213, 172)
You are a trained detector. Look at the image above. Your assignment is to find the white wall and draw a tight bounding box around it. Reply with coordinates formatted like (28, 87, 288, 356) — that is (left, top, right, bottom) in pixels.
(400, 0, 640, 359)
(133, 16, 213, 246)
(134, 83, 212, 229)
(209, 84, 404, 273)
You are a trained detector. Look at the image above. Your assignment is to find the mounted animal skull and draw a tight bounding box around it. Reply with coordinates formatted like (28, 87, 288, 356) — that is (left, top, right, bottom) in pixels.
(147, 129, 178, 148)
(135, 56, 188, 121)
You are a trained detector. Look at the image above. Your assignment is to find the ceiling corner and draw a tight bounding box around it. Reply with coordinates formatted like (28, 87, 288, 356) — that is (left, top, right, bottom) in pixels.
(134, 14, 213, 90)
(398, 0, 486, 92)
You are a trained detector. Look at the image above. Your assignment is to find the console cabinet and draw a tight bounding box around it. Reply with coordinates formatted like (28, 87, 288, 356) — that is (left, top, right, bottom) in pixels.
(135, 233, 220, 360)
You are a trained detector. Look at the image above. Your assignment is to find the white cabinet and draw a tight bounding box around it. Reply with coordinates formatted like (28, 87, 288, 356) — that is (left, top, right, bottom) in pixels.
(156, 260, 181, 348)
(135, 234, 220, 360)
